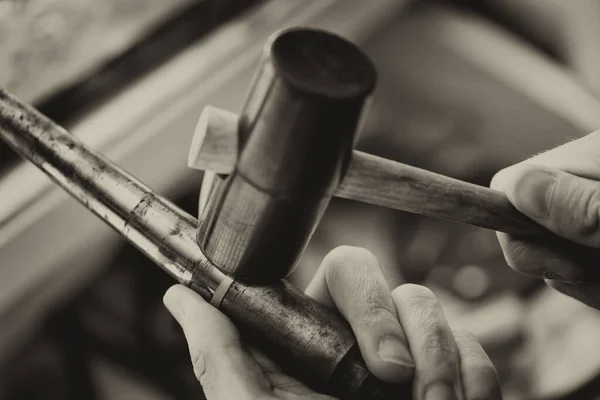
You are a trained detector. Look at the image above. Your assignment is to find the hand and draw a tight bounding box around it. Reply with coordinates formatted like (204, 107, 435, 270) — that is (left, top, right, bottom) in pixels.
(491, 130, 600, 308)
(163, 246, 501, 400)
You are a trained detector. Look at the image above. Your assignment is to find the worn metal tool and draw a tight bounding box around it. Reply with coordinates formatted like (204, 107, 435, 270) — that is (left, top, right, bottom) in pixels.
(0, 28, 411, 399)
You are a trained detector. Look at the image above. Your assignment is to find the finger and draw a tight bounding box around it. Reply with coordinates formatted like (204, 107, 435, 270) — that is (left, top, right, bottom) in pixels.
(492, 164, 600, 248)
(546, 280, 600, 309)
(453, 329, 502, 400)
(495, 232, 588, 283)
(391, 284, 462, 400)
(247, 349, 336, 399)
(163, 285, 272, 400)
(304, 257, 334, 308)
(305, 246, 414, 384)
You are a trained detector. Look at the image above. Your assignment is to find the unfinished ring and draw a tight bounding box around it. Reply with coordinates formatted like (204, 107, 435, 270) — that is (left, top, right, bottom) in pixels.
(210, 274, 234, 308)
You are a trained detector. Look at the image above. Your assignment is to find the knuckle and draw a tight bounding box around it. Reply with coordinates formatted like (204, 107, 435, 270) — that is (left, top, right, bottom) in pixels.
(324, 246, 370, 285)
(503, 239, 538, 275)
(191, 340, 240, 386)
(585, 132, 600, 169)
(452, 329, 502, 400)
(473, 363, 500, 386)
(393, 285, 442, 323)
(502, 236, 583, 280)
(191, 349, 209, 385)
(421, 322, 454, 356)
(452, 327, 477, 343)
(325, 246, 378, 270)
(392, 285, 460, 378)
(324, 246, 385, 304)
(504, 240, 527, 268)
(504, 240, 574, 281)
(576, 187, 600, 241)
(360, 297, 397, 325)
(392, 283, 437, 302)
(550, 175, 600, 245)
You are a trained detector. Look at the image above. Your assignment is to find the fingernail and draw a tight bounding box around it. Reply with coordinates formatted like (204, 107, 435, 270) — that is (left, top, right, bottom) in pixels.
(424, 382, 457, 400)
(377, 336, 414, 366)
(542, 270, 582, 284)
(511, 167, 556, 219)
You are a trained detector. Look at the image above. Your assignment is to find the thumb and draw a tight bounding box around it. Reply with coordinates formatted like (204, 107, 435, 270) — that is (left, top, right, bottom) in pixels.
(492, 164, 600, 248)
(163, 285, 271, 399)
(306, 246, 414, 384)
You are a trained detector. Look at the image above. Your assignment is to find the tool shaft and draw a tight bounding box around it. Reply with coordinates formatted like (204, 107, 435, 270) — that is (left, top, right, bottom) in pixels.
(0, 88, 222, 294)
(338, 151, 547, 237)
(0, 88, 408, 399)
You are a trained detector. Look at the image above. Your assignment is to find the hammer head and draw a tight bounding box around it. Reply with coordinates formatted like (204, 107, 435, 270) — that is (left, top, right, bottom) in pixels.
(196, 27, 376, 282)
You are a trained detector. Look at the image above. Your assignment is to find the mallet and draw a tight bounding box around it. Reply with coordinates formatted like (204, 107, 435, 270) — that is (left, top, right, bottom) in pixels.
(191, 99, 599, 284)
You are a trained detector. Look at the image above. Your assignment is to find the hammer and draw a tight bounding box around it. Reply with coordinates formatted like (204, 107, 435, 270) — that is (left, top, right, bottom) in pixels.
(0, 27, 594, 399)
(189, 29, 598, 283)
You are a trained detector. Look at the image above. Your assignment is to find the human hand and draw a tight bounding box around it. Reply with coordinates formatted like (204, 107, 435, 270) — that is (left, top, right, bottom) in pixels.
(491, 130, 600, 308)
(163, 246, 501, 400)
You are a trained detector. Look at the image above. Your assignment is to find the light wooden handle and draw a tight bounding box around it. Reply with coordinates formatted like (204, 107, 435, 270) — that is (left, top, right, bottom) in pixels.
(188, 105, 238, 174)
(337, 151, 545, 237)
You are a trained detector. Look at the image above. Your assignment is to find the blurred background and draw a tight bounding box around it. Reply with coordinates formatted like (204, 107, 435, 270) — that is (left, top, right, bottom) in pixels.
(1, 0, 600, 399)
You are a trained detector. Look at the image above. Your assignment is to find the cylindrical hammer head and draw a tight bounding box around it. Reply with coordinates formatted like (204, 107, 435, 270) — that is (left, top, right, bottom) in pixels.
(197, 27, 376, 282)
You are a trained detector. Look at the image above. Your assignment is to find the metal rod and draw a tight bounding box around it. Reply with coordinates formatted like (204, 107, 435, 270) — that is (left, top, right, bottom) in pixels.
(0, 87, 409, 399)
(0, 88, 225, 300)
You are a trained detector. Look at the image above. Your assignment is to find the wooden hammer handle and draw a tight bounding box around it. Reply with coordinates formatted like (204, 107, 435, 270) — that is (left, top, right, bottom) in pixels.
(338, 151, 546, 237)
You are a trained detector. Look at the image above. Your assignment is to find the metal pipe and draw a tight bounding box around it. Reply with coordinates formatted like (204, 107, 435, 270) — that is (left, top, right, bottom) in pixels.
(0, 88, 224, 299)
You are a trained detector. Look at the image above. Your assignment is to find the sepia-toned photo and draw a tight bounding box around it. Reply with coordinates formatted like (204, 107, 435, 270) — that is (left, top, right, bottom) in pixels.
(1, 1, 600, 399)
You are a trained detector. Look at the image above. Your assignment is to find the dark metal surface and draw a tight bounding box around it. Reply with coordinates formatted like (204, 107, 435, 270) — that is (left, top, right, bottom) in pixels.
(0, 88, 218, 294)
(213, 279, 412, 399)
(197, 28, 377, 282)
